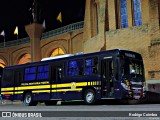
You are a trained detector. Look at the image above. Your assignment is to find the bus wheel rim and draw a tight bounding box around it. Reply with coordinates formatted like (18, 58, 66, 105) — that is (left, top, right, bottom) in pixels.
(25, 95, 31, 104)
(86, 92, 94, 103)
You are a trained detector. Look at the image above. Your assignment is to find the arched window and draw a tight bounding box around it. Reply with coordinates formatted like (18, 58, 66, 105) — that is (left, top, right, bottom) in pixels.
(0, 63, 5, 68)
(17, 54, 31, 64)
(50, 48, 65, 57)
(0, 59, 6, 68)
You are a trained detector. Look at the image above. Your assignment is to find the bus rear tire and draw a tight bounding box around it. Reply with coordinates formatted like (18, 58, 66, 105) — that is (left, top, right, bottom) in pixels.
(23, 92, 38, 106)
(84, 89, 96, 105)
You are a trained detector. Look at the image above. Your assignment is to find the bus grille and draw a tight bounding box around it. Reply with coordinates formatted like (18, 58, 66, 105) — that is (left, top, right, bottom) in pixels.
(130, 82, 143, 99)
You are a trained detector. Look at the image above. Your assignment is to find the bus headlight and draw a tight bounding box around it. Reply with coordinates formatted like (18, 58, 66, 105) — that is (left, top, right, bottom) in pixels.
(121, 83, 130, 90)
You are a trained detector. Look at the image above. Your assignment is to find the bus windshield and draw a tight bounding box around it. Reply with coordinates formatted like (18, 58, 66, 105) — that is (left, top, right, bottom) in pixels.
(123, 58, 143, 76)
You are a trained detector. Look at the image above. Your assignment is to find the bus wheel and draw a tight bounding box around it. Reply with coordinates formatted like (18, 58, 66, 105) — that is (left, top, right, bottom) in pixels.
(84, 89, 96, 105)
(45, 101, 57, 106)
(23, 92, 37, 106)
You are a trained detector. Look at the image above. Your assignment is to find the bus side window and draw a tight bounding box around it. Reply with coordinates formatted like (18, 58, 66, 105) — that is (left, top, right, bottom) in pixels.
(93, 58, 98, 74)
(37, 65, 49, 80)
(68, 60, 78, 76)
(68, 60, 84, 76)
(85, 58, 98, 75)
(24, 67, 36, 81)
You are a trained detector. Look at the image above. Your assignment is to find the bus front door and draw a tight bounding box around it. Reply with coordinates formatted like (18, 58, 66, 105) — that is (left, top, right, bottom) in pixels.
(101, 58, 114, 98)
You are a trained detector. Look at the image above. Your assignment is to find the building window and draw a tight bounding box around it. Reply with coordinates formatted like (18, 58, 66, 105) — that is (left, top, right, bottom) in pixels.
(120, 0, 128, 28)
(91, 2, 99, 37)
(95, 3, 99, 34)
(133, 0, 142, 26)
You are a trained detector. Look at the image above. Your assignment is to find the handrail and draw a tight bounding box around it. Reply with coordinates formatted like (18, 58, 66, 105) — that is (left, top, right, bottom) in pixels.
(0, 21, 84, 48)
(41, 21, 84, 39)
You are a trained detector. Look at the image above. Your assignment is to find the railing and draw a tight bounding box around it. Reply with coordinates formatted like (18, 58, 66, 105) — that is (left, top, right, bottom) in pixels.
(41, 21, 84, 40)
(0, 21, 84, 48)
(0, 37, 30, 48)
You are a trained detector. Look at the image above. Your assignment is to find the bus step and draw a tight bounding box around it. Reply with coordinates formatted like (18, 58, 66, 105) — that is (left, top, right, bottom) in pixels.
(101, 98, 115, 99)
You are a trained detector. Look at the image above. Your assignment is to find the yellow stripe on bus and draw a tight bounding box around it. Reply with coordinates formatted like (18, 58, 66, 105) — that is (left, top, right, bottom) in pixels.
(51, 84, 56, 88)
(56, 83, 71, 88)
(52, 88, 82, 92)
(1, 92, 14, 95)
(32, 90, 50, 93)
(15, 91, 23, 94)
(17, 85, 50, 90)
(1, 85, 50, 92)
(88, 82, 91, 85)
(1, 81, 94, 92)
(76, 82, 87, 86)
(1, 88, 14, 91)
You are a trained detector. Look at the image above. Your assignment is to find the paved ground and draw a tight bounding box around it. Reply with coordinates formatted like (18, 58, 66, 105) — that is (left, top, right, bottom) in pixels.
(0, 100, 160, 120)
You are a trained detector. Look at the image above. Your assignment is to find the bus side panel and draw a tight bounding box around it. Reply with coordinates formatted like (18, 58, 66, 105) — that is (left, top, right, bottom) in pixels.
(62, 91, 82, 101)
(61, 76, 101, 101)
(1, 94, 14, 101)
(33, 93, 50, 101)
(51, 92, 62, 99)
(16, 94, 23, 101)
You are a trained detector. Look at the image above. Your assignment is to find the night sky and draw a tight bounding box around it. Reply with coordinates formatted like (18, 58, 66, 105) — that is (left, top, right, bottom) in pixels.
(0, 0, 85, 42)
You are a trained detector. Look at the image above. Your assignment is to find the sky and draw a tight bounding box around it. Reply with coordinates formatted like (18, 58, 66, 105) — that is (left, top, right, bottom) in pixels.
(0, 0, 85, 42)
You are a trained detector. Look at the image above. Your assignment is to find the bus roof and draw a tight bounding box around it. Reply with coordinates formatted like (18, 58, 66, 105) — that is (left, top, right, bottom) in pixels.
(41, 54, 74, 61)
(4, 49, 141, 70)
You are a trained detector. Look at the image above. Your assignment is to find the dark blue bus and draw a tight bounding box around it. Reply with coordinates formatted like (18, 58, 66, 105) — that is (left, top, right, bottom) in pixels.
(1, 49, 145, 106)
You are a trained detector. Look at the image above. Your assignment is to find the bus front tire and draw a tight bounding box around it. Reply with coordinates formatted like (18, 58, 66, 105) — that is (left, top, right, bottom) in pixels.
(84, 89, 96, 105)
(23, 92, 38, 106)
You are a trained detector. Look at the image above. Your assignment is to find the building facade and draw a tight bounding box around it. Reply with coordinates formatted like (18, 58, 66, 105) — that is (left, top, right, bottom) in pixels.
(0, 0, 160, 81)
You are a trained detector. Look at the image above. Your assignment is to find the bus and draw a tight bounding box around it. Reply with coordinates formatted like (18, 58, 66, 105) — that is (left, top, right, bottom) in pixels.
(0, 49, 145, 106)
